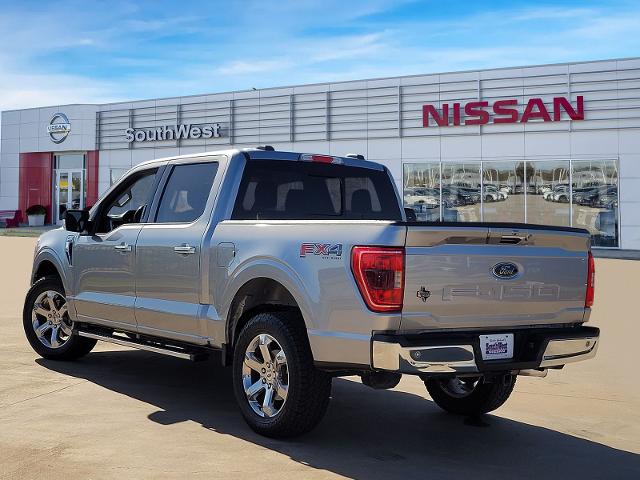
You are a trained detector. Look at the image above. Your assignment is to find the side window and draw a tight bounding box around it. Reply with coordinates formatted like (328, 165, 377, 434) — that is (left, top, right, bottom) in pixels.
(107, 173, 156, 216)
(96, 168, 158, 233)
(155, 162, 218, 223)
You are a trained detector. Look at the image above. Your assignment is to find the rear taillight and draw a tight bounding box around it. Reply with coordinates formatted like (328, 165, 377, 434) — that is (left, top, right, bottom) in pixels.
(585, 251, 595, 308)
(351, 246, 404, 312)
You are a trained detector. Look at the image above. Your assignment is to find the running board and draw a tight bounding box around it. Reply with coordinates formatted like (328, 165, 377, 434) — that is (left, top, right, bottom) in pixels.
(77, 330, 208, 361)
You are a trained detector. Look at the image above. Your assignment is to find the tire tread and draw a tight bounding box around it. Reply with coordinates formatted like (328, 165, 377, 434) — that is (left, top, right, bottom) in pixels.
(23, 276, 96, 360)
(425, 375, 516, 416)
(232, 310, 331, 438)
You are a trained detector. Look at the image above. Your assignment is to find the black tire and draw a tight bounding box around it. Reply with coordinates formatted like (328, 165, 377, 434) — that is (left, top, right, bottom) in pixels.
(232, 311, 331, 438)
(425, 375, 516, 416)
(23, 276, 97, 360)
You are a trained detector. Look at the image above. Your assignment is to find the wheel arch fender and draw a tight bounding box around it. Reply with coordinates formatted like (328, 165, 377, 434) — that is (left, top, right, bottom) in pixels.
(222, 258, 315, 346)
(32, 249, 69, 292)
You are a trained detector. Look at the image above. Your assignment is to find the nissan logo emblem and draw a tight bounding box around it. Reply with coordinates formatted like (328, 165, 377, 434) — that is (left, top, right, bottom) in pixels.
(492, 262, 520, 279)
(47, 113, 71, 144)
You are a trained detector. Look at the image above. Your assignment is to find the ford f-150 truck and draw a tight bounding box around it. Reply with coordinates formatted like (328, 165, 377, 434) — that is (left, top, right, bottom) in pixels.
(23, 147, 599, 438)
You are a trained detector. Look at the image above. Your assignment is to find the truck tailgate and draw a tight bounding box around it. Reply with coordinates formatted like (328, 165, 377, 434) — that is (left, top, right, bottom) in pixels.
(401, 223, 591, 331)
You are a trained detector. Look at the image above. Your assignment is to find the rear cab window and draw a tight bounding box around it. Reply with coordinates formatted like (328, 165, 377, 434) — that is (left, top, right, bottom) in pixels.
(232, 160, 402, 220)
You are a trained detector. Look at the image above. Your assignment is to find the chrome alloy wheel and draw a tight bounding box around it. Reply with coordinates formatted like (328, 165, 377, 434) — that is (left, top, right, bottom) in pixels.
(439, 377, 481, 398)
(31, 290, 73, 349)
(242, 333, 289, 418)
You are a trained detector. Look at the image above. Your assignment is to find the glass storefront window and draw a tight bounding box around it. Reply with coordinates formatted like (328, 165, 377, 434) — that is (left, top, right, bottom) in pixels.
(526, 160, 571, 227)
(402, 158, 620, 248)
(572, 159, 619, 247)
(482, 162, 523, 223)
(55, 154, 85, 170)
(441, 163, 480, 222)
(403, 163, 441, 221)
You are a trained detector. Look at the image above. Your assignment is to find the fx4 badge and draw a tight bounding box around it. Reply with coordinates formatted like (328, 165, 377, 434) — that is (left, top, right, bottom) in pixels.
(417, 286, 431, 302)
(300, 243, 343, 258)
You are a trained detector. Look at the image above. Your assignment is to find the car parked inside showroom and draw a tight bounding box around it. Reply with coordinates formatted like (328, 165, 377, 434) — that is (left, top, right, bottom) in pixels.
(484, 184, 507, 202)
(404, 187, 440, 209)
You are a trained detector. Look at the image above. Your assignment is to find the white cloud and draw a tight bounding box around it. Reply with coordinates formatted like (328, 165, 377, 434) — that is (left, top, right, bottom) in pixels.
(309, 32, 390, 62)
(0, 71, 119, 111)
(510, 7, 596, 21)
(216, 59, 293, 75)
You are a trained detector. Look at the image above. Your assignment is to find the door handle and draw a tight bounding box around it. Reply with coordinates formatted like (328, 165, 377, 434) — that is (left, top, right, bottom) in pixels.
(114, 243, 132, 252)
(173, 244, 196, 255)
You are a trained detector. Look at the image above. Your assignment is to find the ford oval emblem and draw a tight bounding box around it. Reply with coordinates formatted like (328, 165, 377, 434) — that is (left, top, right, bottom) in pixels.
(492, 262, 519, 279)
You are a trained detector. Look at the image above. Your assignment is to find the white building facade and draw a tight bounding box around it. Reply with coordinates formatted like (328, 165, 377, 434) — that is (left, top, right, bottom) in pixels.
(2, 58, 639, 249)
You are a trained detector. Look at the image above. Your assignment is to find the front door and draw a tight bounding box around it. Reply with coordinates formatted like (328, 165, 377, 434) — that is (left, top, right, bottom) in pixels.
(70, 166, 161, 331)
(55, 169, 84, 224)
(72, 225, 142, 329)
(135, 161, 219, 344)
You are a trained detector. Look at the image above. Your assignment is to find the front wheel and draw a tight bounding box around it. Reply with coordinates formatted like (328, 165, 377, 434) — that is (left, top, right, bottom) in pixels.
(232, 311, 331, 438)
(425, 375, 516, 416)
(23, 276, 96, 360)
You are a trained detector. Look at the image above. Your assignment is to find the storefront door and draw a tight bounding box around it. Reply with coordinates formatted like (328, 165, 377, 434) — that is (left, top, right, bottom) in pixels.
(55, 169, 84, 224)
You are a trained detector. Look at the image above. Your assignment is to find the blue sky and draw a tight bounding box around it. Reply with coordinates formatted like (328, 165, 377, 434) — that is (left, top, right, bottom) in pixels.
(0, 0, 639, 110)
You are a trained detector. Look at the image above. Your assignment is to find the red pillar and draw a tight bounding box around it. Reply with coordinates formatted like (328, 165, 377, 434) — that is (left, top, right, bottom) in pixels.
(86, 150, 99, 208)
(19, 152, 53, 224)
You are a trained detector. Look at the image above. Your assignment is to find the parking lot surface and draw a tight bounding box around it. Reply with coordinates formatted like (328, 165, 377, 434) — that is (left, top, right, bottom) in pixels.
(1, 236, 638, 479)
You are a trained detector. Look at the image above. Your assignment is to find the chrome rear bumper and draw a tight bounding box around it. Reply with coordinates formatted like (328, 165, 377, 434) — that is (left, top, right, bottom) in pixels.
(371, 326, 599, 375)
(540, 337, 599, 367)
(372, 343, 479, 373)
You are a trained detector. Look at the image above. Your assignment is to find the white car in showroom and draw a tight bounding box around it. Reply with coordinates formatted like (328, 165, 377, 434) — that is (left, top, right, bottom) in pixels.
(404, 187, 440, 209)
(484, 185, 507, 202)
(543, 184, 565, 201)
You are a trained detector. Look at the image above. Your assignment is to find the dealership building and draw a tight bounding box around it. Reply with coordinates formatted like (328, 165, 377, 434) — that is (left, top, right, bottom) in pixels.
(1, 57, 639, 249)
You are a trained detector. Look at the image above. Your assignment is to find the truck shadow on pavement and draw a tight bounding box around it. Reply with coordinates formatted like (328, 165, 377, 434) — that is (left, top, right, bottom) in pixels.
(38, 350, 639, 480)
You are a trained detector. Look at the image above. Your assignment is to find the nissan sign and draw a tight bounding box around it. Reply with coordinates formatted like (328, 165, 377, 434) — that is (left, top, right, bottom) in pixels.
(47, 113, 71, 143)
(125, 123, 222, 142)
(423, 96, 584, 127)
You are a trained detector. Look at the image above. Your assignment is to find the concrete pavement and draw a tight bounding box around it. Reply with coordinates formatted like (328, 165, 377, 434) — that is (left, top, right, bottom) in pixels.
(0, 236, 638, 479)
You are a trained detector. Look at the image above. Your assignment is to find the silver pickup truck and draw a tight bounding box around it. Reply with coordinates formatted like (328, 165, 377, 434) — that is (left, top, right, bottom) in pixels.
(23, 147, 599, 438)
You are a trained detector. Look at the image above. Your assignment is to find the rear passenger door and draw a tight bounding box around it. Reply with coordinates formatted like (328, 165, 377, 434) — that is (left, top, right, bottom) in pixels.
(134, 158, 220, 344)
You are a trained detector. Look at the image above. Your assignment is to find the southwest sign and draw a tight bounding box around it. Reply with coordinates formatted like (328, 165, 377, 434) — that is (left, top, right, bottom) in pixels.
(125, 123, 222, 142)
(423, 96, 584, 127)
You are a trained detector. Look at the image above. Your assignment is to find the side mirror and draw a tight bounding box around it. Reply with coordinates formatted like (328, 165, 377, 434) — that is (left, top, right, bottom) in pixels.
(64, 209, 90, 234)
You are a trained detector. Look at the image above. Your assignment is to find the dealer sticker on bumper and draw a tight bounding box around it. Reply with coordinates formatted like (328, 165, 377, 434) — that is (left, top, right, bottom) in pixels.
(479, 333, 514, 360)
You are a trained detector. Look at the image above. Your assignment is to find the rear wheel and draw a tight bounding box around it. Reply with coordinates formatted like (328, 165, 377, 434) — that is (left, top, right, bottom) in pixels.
(23, 276, 96, 360)
(425, 374, 516, 416)
(232, 311, 331, 438)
